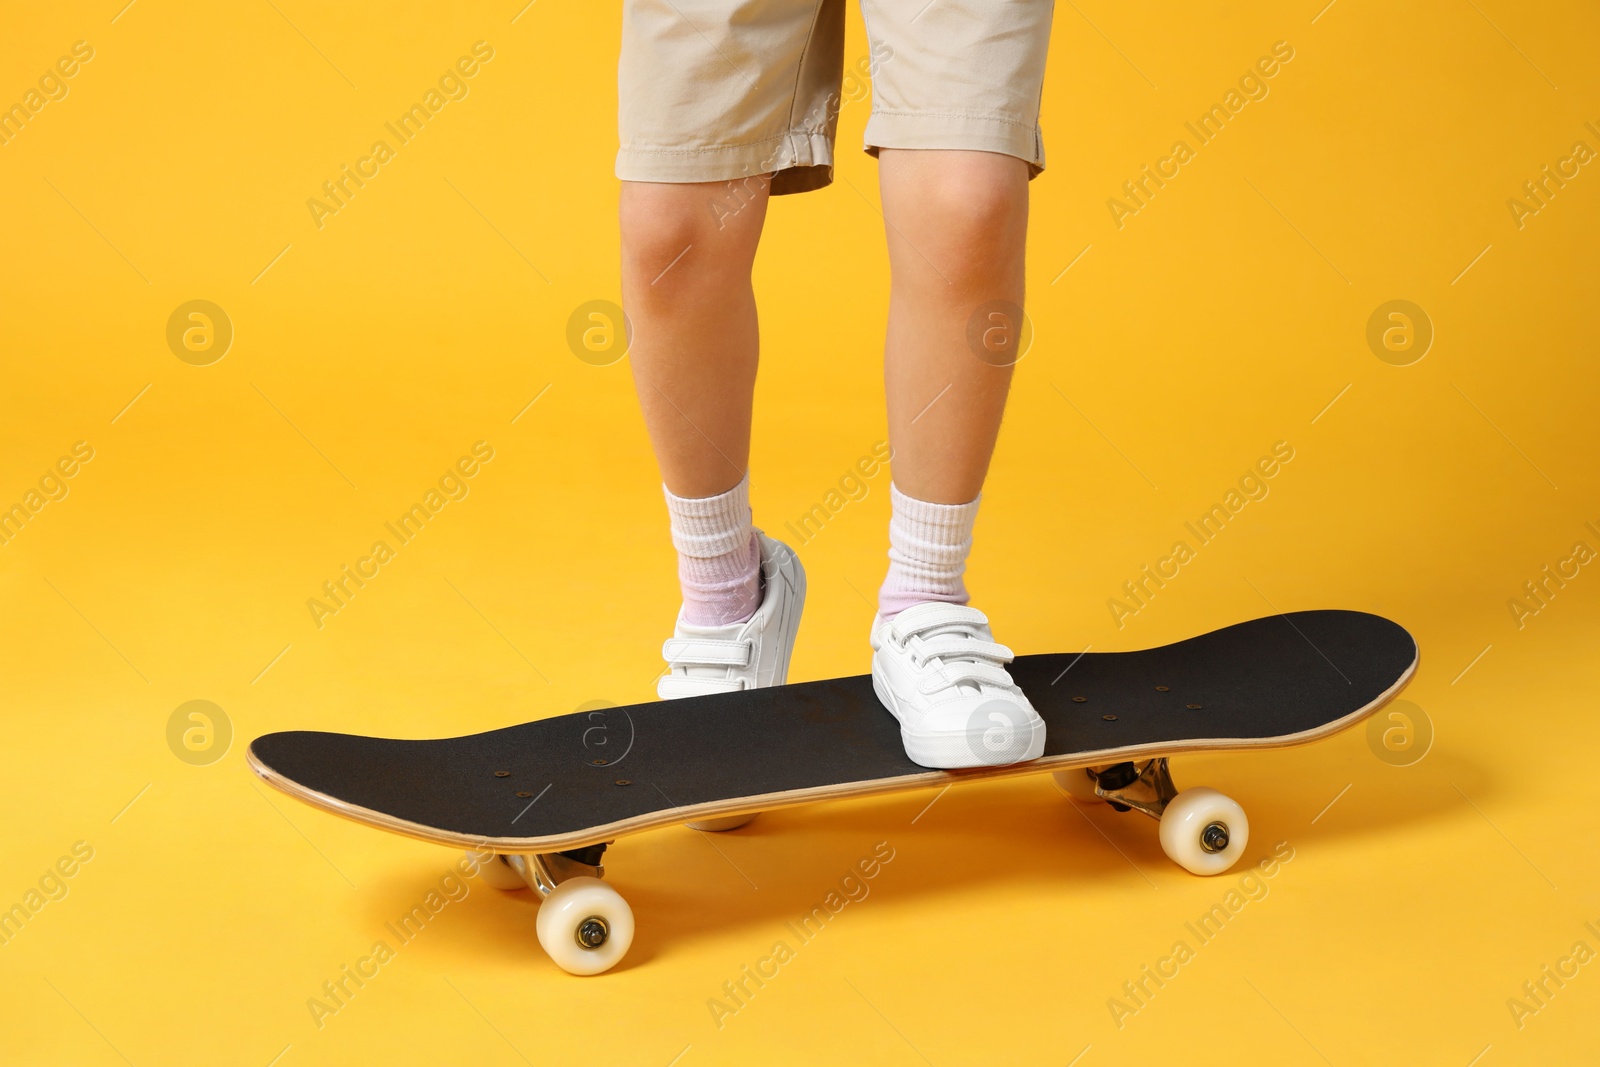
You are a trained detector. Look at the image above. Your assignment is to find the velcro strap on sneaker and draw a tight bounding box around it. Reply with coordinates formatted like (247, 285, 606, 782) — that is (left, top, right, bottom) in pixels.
(914, 635, 1014, 664)
(658, 673, 747, 699)
(916, 661, 1015, 695)
(885, 604, 991, 642)
(661, 637, 752, 668)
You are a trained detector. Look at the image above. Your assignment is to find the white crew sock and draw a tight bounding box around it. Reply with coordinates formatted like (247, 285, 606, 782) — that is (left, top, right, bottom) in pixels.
(663, 472, 761, 626)
(877, 482, 980, 619)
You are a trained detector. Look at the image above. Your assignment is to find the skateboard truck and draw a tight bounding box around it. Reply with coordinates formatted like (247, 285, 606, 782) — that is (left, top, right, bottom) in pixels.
(1089, 758, 1179, 820)
(502, 846, 608, 897)
(1072, 757, 1236, 857)
(1081, 755, 1228, 857)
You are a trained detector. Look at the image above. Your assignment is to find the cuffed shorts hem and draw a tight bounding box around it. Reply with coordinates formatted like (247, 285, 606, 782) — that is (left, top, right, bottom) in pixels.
(864, 110, 1045, 179)
(615, 129, 836, 195)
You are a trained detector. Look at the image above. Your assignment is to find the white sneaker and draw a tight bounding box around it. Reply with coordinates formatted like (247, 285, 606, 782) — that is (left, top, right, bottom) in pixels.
(658, 531, 806, 699)
(870, 602, 1045, 769)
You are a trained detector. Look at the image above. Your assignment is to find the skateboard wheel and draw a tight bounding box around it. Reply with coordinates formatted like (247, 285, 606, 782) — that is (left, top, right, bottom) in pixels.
(536, 876, 634, 975)
(465, 850, 526, 891)
(1051, 769, 1102, 806)
(687, 813, 759, 832)
(1158, 787, 1248, 876)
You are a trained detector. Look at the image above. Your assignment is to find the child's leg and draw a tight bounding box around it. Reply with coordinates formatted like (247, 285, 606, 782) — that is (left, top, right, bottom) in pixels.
(854, 0, 1050, 633)
(622, 180, 771, 628)
(622, 178, 805, 719)
(875, 149, 1027, 618)
(615, 0, 838, 722)
(867, 149, 1043, 769)
(620, 178, 771, 500)
(879, 148, 1028, 507)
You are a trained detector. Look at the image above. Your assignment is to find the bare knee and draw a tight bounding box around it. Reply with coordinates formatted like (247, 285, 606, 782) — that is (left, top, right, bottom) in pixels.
(881, 151, 1028, 293)
(620, 178, 769, 306)
(619, 184, 705, 283)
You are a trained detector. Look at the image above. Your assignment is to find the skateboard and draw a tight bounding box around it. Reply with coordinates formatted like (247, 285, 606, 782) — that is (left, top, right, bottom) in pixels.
(249, 608, 1416, 974)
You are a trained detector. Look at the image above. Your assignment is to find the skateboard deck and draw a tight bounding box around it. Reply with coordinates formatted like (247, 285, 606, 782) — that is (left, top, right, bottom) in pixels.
(249, 609, 1417, 853)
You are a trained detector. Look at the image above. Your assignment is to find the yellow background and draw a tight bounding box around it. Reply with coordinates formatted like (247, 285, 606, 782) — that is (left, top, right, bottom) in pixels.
(3, 1, 1598, 1063)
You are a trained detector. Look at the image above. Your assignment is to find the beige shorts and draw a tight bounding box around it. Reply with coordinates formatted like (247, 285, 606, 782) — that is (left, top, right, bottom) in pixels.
(617, 0, 1054, 195)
